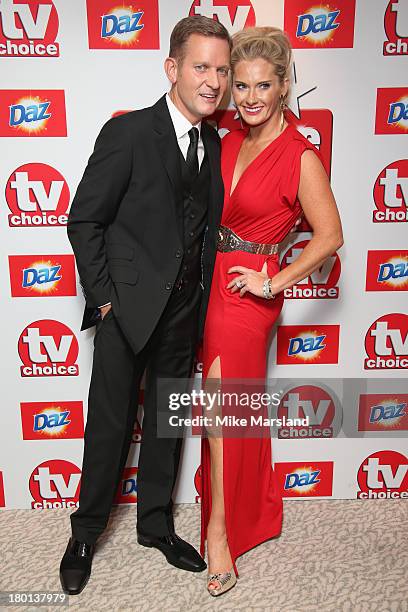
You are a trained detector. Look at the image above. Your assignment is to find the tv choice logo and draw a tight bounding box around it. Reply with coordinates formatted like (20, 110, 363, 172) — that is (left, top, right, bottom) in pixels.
(114, 467, 138, 504)
(373, 160, 408, 223)
(240, 108, 334, 177)
(9, 254, 76, 297)
(275, 461, 333, 497)
(383, 0, 408, 56)
(210, 108, 333, 229)
(375, 88, 408, 135)
(29, 459, 81, 509)
(287, 109, 333, 180)
(132, 416, 142, 443)
(194, 465, 202, 503)
(18, 320, 79, 377)
(276, 325, 340, 365)
(131, 389, 144, 443)
(358, 394, 408, 433)
(194, 354, 203, 375)
(207, 107, 242, 140)
(0, 0, 59, 57)
(6, 163, 70, 227)
(282, 110, 333, 234)
(211, 107, 332, 163)
(364, 313, 408, 370)
(0, 90, 67, 137)
(0, 471, 5, 507)
(86, 0, 159, 50)
(20, 401, 84, 440)
(189, 0, 255, 34)
(366, 250, 408, 292)
(281, 239, 340, 299)
(284, 0, 356, 49)
(357, 450, 408, 499)
(210, 109, 331, 161)
(277, 384, 342, 439)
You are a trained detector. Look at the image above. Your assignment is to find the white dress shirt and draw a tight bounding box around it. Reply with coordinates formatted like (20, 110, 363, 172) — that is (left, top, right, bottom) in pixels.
(99, 94, 204, 310)
(165, 93, 204, 168)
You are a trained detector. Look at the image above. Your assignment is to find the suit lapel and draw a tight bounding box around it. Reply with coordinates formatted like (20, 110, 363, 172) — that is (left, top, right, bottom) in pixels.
(201, 122, 223, 232)
(153, 95, 223, 241)
(153, 95, 184, 242)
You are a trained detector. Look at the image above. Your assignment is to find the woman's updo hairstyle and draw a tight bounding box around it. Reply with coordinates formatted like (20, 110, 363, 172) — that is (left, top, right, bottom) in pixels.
(231, 27, 293, 105)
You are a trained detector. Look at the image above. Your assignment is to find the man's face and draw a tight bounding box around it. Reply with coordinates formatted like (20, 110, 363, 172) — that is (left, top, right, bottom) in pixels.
(167, 33, 231, 124)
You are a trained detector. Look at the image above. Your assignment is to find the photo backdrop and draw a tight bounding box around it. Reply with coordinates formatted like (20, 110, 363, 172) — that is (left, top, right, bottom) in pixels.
(1, 0, 407, 510)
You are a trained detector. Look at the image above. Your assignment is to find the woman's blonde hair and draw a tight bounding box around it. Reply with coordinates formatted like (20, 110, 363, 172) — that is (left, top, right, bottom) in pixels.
(231, 27, 293, 104)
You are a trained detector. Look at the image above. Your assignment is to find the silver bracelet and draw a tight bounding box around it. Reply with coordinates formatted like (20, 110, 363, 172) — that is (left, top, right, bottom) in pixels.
(263, 278, 276, 300)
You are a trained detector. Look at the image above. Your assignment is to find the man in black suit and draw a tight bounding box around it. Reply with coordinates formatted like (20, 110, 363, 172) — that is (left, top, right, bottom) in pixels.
(59, 16, 231, 595)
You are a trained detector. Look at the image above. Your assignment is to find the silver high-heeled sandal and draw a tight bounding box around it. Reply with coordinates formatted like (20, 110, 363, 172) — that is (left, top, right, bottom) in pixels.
(207, 570, 237, 597)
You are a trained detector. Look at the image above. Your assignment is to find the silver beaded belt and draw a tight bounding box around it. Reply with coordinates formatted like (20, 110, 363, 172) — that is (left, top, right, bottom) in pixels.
(217, 225, 280, 256)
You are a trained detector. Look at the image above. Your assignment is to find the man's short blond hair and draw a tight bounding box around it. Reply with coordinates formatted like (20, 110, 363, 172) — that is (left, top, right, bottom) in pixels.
(169, 16, 232, 63)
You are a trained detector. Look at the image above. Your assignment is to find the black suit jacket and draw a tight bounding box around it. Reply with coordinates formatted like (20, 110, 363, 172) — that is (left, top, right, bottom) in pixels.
(67, 94, 223, 355)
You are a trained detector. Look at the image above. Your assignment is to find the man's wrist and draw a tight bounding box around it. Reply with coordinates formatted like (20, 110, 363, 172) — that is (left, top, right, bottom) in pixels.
(98, 302, 111, 309)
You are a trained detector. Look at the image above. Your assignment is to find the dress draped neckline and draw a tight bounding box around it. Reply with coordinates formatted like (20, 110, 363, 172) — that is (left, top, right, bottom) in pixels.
(228, 123, 294, 201)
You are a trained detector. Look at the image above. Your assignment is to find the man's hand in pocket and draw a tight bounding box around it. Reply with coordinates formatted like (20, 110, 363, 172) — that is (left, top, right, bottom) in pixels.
(100, 304, 112, 320)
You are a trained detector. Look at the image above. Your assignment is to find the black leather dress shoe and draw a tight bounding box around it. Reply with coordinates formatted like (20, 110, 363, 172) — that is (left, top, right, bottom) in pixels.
(137, 531, 206, 572)
(59, 537, 95, 595)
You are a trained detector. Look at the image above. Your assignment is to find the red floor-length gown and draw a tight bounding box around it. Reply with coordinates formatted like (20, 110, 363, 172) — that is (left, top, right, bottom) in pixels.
(200, 123, 322, 577)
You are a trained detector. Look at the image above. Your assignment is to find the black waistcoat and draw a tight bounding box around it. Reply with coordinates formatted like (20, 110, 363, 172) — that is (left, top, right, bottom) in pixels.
(175, 149, 211, 291)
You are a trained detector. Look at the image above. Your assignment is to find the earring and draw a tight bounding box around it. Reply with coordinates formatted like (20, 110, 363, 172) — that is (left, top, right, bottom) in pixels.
(279, 95, 286, 132)
(233, 103, 244, 129)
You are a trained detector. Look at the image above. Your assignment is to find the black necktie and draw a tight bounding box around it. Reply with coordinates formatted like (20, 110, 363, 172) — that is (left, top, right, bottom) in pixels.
(186, 127, 199, 178)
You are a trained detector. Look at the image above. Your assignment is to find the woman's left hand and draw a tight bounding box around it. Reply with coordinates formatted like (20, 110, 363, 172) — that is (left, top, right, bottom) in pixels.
(227, 261, 269, 297)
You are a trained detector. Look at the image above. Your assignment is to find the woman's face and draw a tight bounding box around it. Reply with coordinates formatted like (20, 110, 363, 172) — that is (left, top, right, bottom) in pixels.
(232, 57, 288, 129)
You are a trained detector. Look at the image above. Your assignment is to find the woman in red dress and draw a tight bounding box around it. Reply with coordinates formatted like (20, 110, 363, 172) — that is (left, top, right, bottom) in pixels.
(200, 27, 343, 596)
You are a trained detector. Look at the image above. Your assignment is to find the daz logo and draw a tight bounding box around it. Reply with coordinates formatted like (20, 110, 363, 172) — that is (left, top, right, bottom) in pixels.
(30, 459, 81, 509)
(384, 0, 408, 56)
(358, 394, 408, 433)
(189, 1, 255, 34)
(114, 467, 138, 504)
(9, 254, 76, 297)
(364, 313, 408, 370)
(21, 401, 84, 440)
(275, 461, 333, 497)
(277, 384, 341, 439)
(6, 163, 70, 227)
(18, 319, 79, 377)
(366, 250, 408, 292)
(375, 88, 408, 134)
(284, 0, 356, 48)
(281, 239, 340, 299)
(357, 450, 408, 499)
(86, 0, 159, 49)
(277, 324, 340, 365)
(0, 89, 66, 136)
(0, 0, 59, 57)
(373, 160, 408, 223)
